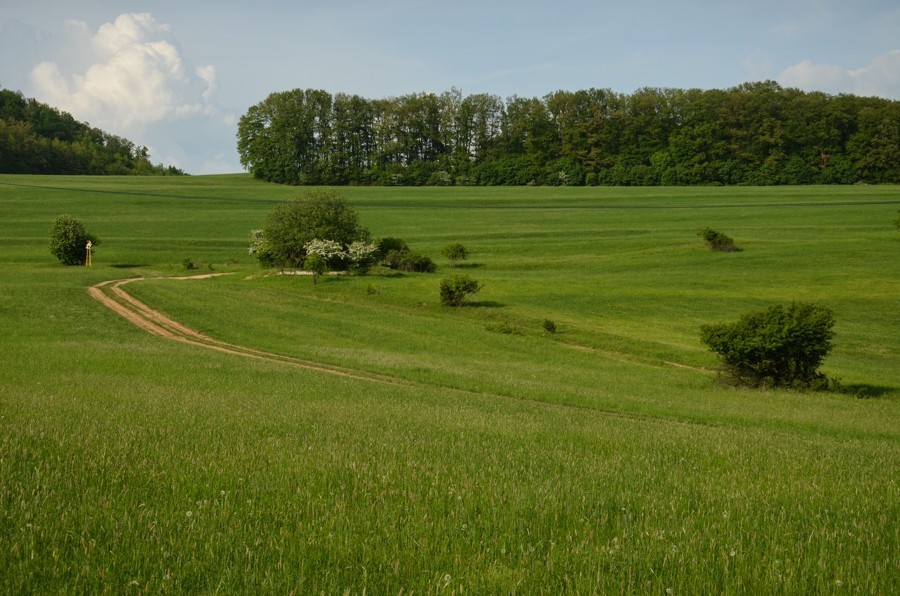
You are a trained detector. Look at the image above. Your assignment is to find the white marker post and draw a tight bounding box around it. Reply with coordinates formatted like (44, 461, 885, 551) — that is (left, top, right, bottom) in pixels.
(85, 240, 93, 267)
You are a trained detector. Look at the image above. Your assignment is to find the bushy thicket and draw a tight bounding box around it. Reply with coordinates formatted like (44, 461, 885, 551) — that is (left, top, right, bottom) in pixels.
(238, 83, 900, 186)
(700, 302, 837, 389)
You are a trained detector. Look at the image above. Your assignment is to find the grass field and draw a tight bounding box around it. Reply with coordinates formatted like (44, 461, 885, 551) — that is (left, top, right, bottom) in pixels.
(1, 174, 898, 592)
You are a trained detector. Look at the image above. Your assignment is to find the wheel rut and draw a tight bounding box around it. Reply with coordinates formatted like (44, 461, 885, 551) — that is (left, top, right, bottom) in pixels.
(88, 275, 413, 386)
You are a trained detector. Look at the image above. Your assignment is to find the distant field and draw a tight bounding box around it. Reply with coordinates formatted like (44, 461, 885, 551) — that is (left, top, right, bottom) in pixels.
(1, 174, 897, 592)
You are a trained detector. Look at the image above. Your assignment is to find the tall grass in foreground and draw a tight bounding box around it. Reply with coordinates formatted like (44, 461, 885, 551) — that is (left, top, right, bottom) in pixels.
(0, 175, 897, 591)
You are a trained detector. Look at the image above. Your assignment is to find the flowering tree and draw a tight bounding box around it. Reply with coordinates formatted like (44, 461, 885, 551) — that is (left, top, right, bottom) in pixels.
(346, 240, 379, 274)
(251, 190, 369, 269)
(304, 239, 346, 262)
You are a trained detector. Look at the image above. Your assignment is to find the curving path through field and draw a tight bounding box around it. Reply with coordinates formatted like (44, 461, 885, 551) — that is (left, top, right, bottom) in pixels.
(88, 275, 411, 385)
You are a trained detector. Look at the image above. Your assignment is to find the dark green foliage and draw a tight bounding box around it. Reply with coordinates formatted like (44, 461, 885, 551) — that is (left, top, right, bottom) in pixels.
(49, 215, 97, 266)
(182, 258, 198, 271)
(256, 190, 368, 269)
(441, 242, 468, 266)
(377, 238, 436, 273)
(396, 252, 436, 273)
(543, 319, 557, 334)
(238, 83, 900, 186)
(894, 211, 900, 230)
(698, 228, 737, 252)
(377, 237, 409, 256)
(439, 274, 482, 306)
(700, 302, 836, 389)
(0, 88, 186, 175)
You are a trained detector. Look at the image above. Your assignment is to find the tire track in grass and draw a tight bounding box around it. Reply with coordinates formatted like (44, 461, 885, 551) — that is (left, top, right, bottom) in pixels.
(88, 275, 413, 386)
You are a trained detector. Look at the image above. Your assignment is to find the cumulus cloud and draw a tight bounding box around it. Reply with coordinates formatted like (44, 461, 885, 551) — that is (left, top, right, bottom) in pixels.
(779, 50, 900, 99)
(29, 13, 217, 132)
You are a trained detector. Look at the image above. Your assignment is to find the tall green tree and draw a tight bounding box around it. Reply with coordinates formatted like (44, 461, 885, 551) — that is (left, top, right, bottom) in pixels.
(255, 190, 369, 269)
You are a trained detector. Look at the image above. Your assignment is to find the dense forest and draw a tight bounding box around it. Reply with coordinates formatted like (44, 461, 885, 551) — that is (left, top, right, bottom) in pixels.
(238, 82, 900, 186)
(0, 88, 185, 175)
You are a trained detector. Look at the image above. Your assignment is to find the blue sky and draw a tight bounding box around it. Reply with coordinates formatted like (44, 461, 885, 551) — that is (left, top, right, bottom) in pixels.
(2, 0, 898, 174)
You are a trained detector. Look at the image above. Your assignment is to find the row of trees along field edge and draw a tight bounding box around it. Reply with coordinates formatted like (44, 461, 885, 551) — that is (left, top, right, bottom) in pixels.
(238, 82, 900, 186)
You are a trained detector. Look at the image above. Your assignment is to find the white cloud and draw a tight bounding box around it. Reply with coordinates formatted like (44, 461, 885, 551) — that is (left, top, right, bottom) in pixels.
(28, 13, 217, 132)
(779, 50, 900, 99)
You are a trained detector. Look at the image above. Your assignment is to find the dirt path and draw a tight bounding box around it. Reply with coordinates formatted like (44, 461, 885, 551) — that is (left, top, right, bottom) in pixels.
(88, 275, 411, 386)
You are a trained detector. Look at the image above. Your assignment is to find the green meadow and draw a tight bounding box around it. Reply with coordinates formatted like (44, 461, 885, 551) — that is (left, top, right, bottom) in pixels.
(1, 174, 898, 593)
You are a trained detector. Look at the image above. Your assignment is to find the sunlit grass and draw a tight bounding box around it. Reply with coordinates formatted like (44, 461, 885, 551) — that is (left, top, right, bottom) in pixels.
(0, 175, 897, 592)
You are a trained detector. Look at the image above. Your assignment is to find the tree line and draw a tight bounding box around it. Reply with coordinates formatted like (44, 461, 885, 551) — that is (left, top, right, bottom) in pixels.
(238, 82, 900, 186)
(0, 88, 185, 175)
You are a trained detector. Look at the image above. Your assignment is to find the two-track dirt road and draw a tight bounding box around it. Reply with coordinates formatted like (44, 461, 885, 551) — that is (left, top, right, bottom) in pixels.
(88, 275, 408, 385)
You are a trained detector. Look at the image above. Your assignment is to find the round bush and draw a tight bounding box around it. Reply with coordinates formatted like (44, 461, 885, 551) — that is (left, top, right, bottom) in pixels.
(49, 215, 96, 266)
(700, 302, 836, 389)
(439, 274, 482, 306)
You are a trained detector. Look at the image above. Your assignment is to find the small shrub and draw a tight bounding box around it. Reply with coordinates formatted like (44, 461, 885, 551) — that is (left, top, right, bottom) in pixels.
(182, 258, 198, 270)
(698, 227, 737, 252)
(49, 215, 98, 266)
(700, 302, 836, 389)
(543, 319, 557, 334)
(441, 242, 468, 266)
(303, 254, 328, 285)
(398, 252, 437, 273)
(378, 239, 436, 273)
(439, 274, 482, 306)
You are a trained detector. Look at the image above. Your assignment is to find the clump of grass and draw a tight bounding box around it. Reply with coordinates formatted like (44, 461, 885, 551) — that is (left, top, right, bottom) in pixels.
(486, 321, 521, 335)
(542, 319, 556, 334)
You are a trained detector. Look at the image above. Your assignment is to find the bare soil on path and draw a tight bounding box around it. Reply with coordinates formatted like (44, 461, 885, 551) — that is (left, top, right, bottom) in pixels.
(88, 274, 410, 385)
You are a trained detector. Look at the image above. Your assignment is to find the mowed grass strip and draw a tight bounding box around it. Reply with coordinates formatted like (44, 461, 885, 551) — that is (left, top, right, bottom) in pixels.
(0, 175, 898, 592)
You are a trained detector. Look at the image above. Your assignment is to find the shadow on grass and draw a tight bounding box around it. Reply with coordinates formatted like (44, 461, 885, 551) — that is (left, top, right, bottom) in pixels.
(447, 263, 484, 270)
(839, 384, 896, 398)
(111, 263, 149, 269)
(468, 300, 504, 308)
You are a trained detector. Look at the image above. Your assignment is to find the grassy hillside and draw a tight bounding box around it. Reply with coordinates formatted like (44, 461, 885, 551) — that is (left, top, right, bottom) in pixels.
(1, 175, 897, 592)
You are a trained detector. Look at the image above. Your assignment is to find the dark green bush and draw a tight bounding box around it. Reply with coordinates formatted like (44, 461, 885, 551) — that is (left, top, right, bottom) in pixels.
(698, 227, 737, 252)
(543, 319, 557, 334)
(378, 238, 435, 273)
(439, 274, 482, 306)
(700, 302, 836, 389)
(397, 252, 436, 273)
(378, 237, 409, 256)
(254, 190, 369, 268)
(49, 215, 98, 265)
